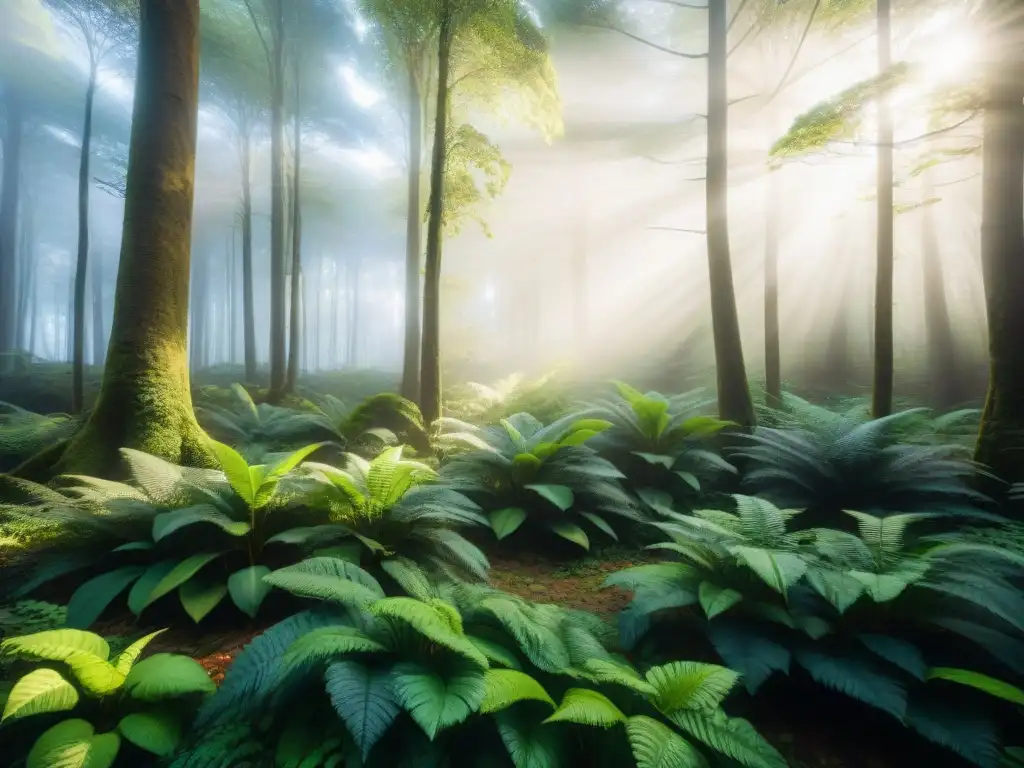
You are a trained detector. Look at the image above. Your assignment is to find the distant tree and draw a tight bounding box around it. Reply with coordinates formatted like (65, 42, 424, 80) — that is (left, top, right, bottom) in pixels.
(17, 0, 212, 478)
(44, 0, 137, 412)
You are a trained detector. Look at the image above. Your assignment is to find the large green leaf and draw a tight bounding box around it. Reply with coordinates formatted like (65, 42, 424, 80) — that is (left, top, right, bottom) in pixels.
(645, 662, 739, 714)
(66, 567, 146, 630)
(495, 707, 565, 768)
(26, 719, 121, 768)
(731, 547, 808, 595)
(579, 512, 618, 541)
(1, 669, 79, 723)
(669, 709, 788, 768)
(282, 627, 389, 670)
(525, 484, 574, 510)
(227, 566, 273, 618)
(140, 553, 224, 611)
(264, 558, 384, 607)
(123, 654, 216, 701)
(632, 452, 675, 469)
(127, 561, 178, 616)
(178, 576, 229, 623)
(547, 520, 590, 550)
(111, 630, 166, 677)
(152, 505, 250, 542)
(208, 439, 257, 506)
(480, 669, 554, 714)
(1, 629, 110, 662)
(369, 598, 486, 667)
(489, 507, 527, 540)
(117, 710, 182, 757)
(63, 654, 126, 697)
(697, 582, 742, 620)
(390, 660, 486, 739)
(627, 715, 705, 768)
(324, 661, 400, 760)
(927, 668, 1024, 705)
(544, 688, 625, 727)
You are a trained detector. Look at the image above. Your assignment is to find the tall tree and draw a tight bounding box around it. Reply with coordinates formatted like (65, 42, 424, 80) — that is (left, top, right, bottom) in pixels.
(45, 0, 136, 412)
(285, 42, 303, 392)
(0, 90, 25, 367)
(974, 0, 1024, 488)
(18, 0, 212, 479)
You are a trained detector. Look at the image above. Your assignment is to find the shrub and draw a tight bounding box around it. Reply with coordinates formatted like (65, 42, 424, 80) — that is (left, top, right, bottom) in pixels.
(0, 628, 214, 765)
(438, 412, 646, 552)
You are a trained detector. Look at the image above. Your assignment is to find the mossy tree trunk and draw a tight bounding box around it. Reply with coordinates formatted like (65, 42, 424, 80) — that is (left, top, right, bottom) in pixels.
(0, 88, 24, 369)
(974, 0, 1024, 489)
(21, 0, 213, 480)
(268, 0, 287, 396)
(401, 57, 425, 403)
(420, 3, 454, 427)
(706, 0, 755, 428)
(871, 0, 895, 418)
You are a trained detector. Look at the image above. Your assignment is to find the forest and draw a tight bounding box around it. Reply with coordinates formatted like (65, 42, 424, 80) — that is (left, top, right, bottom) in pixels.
(0, 0, 1023, 766)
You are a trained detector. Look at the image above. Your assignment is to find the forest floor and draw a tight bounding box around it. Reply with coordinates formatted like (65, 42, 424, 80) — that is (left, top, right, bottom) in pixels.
(105, 548, 957, 768)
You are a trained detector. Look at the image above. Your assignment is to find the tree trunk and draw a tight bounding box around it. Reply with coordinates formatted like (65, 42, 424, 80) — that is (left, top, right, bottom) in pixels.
(974, 0, 1024, 488)
(572, 201, 588, 359)
(347, 257, 360, 367)
(17, 0, 213, 480)
(268, 0, 287, 395)
(72, 66, 98, 413)
(420, 5, 454, 426)
(920, 180, 961, 408)
(706, 0, 755, 427)
(286, 56, 303, 392)
(314, 255, 321, 370)
(227, 228, 237, 364)
(0, 88, 24, 368)
(401, 59, 424, 402)
(16, 186, 34, 352)
(764, 166, 782, 407)
(91, 254, 105, 367)
(240, 132, 257, 382)
(871, 0, 895, 418)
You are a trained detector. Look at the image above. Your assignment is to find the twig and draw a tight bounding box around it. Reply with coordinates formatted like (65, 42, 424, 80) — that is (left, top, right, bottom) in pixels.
(767, 0, 823, 103)
(589, 22, 707, 58)
(649, 226, 706, 234)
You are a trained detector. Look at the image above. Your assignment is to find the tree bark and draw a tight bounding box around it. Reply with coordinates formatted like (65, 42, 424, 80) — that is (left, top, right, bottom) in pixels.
(240, 130, 257, 382)
(16, 186, 34, 352)
(920, 179, 961, 408)
(401, 59, 424, 402)
(974, 0, 1024, 488)
(0, 88, 24, 368)
(286, 54, 302, 392)
(871, 0, 895, 418)
(420, 4, 454, 426)
(764, 166, 782, 407)
(268, 0, 287, 395)
(706, 0, 755, 427)
(17, 0, 213, 480)
(72, 66, 98, 411)
(91, 253, 105, 367)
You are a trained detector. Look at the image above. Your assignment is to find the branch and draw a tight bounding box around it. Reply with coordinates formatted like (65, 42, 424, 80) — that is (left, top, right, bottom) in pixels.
(783, 31, 873, 93)
(243, 0, 273, 70)
(934, 172, 979, 187)
(726, 19, 759, 57)
(767, 0, 823, 103)
(893, 112, 980, 147)
(649, 226, 706, 234)
(588, 22, 707, 58)
(644, 0, 707, 8)
(641, 154, 704, 165)
(727, 0, 751, 32)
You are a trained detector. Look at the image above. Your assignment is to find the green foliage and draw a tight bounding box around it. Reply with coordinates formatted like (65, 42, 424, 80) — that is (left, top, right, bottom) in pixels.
(0, 628, 210, 766)
(0, 401, 78, 473)
(588, 382, 737, 505)
(444, 371, 574, 426)
(2, 443, 332, 624)
(179, 564, 783, 767)
(438, 411, 646, 551)
(730, 402, 991, 522)
(609, 495, 1024, 766)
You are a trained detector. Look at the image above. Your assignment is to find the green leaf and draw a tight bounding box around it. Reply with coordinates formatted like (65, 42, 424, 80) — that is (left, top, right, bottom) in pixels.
(480, 669, 555, 714)
(227, 566, 273, 618)
(266, 442, 329, 479)
(675, 471, 701, 492)
(369, 597, 486, 667)
(152, 506, 250, 542)
(544, 688, 625, 727)
(547, 520, 589, 550)
(579, 512, 618, 541)
(282, 627, 389, 670)
(178, 576, 228, 623)
(265, 525, 350, 546)
(264, 558, 384, 607)
(117, 710, 182, 757)
(927, 668, 1024, 705)
(468, 636, 521, 671)
(65, 567, 146, 630)
(123, 654, 216, 701)
(127, 561, 178, 616)
(858, 635, 927, 681)
(627, 715, 706, 768)
(524, 484, 574, 511)
(26, 719, 121, 768)
(208, 439, 257, 506)
(632, 452, 675, 469)
(731, 547, 808, 595)
(63, 654, 126, 696)
(669, 709, 788, 768)
(496, 707, 565, 768)
(1, 668, 79, 723)
(645, 661, 739, 713)
(141, 553, 224, 611)
(849, 569, 920, 603)
(1, 629, 110, 663)
(390, 660, 486, 740)
(489, 507, 527, 540)
(111, 541, 153, 553)
(324, 661, 400, 760)
(111, 630, 166, 677)
(698, 582, 742, 620)
(680, 416, 732, 438)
